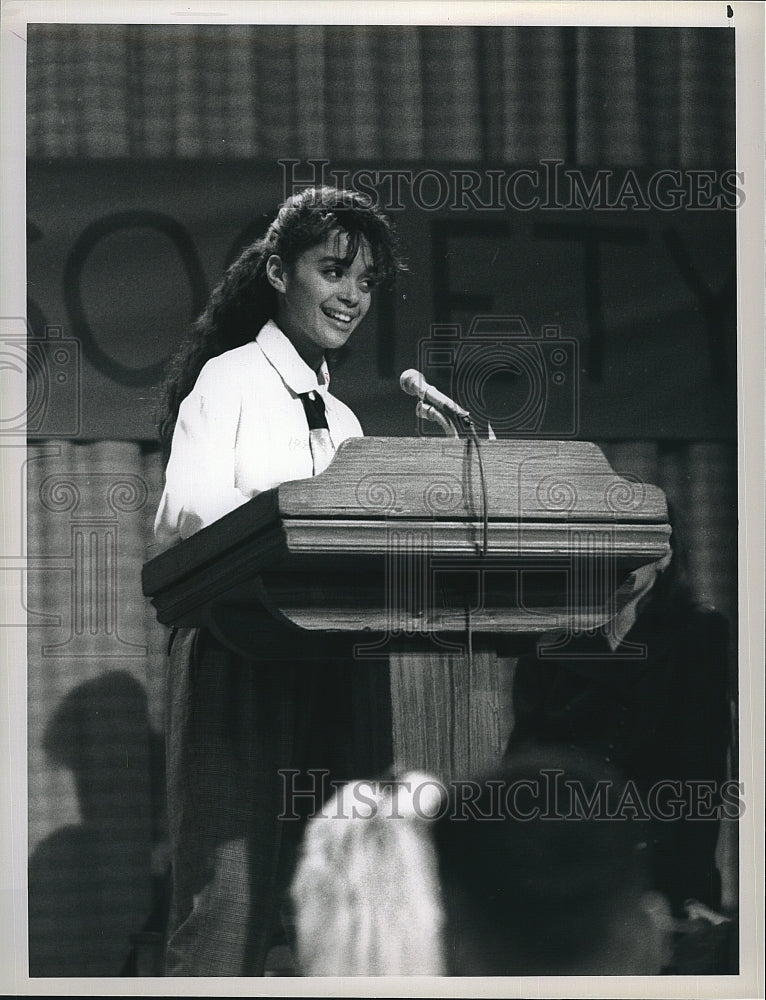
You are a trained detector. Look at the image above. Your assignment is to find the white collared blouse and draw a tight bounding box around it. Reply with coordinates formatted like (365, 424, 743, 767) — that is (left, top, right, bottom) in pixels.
(153, 319, 363, 547)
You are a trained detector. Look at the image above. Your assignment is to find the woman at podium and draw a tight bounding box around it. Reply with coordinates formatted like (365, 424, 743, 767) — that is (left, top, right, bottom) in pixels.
(152, 186, 401, 975)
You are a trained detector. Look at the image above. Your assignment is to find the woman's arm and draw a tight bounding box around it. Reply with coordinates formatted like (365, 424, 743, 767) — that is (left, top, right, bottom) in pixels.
(154, 356, 251, 545)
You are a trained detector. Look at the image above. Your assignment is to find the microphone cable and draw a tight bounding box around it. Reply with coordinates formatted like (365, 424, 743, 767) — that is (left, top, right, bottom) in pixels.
(466, 419, 489, 558)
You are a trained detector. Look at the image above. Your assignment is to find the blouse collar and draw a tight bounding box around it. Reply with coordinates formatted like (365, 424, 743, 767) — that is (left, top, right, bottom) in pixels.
(257, 319, 330, 395)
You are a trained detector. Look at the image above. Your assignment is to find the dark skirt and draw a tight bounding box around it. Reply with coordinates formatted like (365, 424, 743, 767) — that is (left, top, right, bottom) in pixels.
(163, 626, 391, 976)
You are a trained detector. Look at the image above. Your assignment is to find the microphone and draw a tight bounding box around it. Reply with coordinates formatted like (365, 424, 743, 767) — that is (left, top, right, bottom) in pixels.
(399, 369, 471, 421)
(416, 400, 458, 437)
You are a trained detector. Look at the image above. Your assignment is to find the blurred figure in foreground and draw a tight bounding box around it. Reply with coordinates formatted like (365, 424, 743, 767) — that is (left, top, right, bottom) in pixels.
(507, 514, 734, 924)
(290, 748, 673, 977)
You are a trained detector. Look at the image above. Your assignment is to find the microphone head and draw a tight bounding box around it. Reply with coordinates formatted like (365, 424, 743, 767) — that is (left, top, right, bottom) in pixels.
(400, 369, 425, 398)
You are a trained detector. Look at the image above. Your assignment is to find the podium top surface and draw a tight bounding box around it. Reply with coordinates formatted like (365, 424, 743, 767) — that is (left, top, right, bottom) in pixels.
(143, 438, 669, 601)
(277, 437, 667, 522)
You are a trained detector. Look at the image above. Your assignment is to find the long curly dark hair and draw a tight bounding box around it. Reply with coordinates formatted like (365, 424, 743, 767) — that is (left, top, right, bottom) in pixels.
(157, 186, 402, 461)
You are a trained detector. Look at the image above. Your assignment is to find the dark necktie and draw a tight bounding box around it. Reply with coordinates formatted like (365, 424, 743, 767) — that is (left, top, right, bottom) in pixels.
(299, 390, 335, 475)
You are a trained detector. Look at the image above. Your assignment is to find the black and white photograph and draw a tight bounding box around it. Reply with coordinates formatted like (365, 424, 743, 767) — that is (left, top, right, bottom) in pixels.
(0, 1, 763, 996)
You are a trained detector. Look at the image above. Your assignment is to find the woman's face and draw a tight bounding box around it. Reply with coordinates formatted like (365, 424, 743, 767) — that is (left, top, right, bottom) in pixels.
(269, 229, 376, 370)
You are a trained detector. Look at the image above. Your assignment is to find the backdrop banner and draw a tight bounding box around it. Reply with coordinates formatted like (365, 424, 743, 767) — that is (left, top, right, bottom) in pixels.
(24, 159, 737, 441)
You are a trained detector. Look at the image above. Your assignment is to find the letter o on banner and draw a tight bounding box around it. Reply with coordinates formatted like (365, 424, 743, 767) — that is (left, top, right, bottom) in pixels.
(63, 211, 209, 387)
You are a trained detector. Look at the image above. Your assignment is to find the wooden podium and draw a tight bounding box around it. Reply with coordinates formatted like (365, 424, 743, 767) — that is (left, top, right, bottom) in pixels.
(142, 438, 669, 780)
